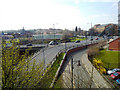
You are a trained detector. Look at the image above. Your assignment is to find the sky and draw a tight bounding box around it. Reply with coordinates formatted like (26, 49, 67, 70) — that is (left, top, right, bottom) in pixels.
(0, 0, 119, 31)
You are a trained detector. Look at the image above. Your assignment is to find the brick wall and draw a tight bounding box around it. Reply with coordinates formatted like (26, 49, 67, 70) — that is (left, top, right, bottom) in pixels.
(109, 38, 120, 51)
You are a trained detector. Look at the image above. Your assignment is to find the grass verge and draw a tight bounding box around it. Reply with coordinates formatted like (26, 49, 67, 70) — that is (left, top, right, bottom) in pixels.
(38, 52, 65, 88)
(53, 74, 63, 88)
(95, 49, 120, 69)
(70, 37, 86, 42)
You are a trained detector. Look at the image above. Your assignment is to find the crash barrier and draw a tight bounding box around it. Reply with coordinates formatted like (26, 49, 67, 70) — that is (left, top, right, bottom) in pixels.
(50, 42, 102, 88)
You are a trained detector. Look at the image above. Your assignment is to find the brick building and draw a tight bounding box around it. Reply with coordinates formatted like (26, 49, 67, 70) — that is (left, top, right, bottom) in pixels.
(109, 37, 120, 51)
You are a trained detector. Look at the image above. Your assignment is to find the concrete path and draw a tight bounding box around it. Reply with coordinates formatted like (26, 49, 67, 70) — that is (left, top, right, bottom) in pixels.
(81, 53, 111, 88)
(61, 49, 111, 88)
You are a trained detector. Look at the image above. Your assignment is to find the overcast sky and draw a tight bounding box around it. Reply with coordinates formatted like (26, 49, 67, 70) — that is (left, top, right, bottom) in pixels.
(0, 0, 119, 31)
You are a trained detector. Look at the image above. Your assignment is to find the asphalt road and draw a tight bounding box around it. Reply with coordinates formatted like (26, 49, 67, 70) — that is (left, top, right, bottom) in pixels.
(30, 37, 106, 68)
(31, 40, 92, 66)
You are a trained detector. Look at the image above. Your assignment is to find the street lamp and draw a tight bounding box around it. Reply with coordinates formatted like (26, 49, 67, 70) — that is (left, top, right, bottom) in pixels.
(71, 58, 81, 89)
(85, 31, 88, 48)
(87, 23, 93, 44)
(53, 23, 58, 43)
(53, 24, 55, 41)
(41, 32, 45, 71)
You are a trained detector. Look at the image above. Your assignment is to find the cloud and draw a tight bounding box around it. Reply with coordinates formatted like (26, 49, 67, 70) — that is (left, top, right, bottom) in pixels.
(1, 0, 118, 30)
(75, 0, 80, 4)
(74, 0, 119, 2)
(1, 0, 87, 30)
(87, 14, 117, 25)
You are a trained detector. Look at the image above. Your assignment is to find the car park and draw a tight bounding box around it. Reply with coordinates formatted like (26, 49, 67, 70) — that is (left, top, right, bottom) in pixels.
(75, 40, 80, 43)
(116, 79, 120, 85)
(110, 72, 120, 79)
(107, 68, 120, 75)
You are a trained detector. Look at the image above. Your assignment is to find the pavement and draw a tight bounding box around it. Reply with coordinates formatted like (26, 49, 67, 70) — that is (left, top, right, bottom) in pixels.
(81, 53, 111, 88)
(61, 49, 111, 88)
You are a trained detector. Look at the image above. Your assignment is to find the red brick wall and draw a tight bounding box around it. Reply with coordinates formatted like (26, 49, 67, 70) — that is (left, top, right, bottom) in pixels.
(109, 38, 120, 51)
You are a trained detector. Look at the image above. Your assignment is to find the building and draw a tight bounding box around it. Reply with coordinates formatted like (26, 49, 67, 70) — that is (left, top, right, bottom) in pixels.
(109, 37, 120, 51)
(118, 1, 120, 36)
(2, 35, 13, 39)
(92, 24, 118, 36)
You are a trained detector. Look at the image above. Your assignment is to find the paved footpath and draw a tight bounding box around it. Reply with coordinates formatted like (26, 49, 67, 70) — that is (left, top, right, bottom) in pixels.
(81, 53, 111, 88)
(61, 49, 111, 88)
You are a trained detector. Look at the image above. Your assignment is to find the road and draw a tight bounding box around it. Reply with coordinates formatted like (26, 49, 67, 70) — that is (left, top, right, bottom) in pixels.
(62, 49, 97, 88)
(31, 39, 99, 67)
(30, 36, 109, 69)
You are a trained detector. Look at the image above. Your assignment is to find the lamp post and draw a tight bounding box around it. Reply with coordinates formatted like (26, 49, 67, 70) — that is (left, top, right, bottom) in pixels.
(41, 32, 45, 71)
(85, 31, 88, 48)
(71, 58, 81, 89)
(53, 24, 55, 41)
(87, 23, 93, 44)
(53, 23, 58, 42)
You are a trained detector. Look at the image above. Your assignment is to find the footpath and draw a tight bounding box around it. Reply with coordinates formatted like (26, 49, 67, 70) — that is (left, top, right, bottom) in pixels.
(61, 50, 111, 88)
(81, 53, 111, 88)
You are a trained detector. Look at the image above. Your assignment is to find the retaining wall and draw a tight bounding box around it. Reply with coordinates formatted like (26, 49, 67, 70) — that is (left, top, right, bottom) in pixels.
(50, 42, 100, 88)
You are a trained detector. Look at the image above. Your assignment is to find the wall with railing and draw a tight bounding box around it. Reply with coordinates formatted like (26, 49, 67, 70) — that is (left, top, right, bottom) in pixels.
(49, 41, 101, 88)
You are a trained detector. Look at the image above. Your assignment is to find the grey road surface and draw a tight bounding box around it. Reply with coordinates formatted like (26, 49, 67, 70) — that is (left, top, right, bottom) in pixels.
(30, 38, 106, 68)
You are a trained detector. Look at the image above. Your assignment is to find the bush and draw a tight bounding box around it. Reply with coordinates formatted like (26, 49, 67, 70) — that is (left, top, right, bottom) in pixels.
(93, 58, 106, 74)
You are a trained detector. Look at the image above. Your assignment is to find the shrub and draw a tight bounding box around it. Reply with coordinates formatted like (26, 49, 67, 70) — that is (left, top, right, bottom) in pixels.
(93, 58, 106, 74)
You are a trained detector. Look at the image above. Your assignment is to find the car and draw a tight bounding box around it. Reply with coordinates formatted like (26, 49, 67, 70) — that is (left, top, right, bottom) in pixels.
(110, 72, 120, 79)
(49, 41, 58, 45)
(116, 79, 120, 85)
(95, 38, 99, 40)
(26, 43, 32, 46)
(90, 38, 93, 41)
(75, 40, 80, 43)
(107, 68, 120, 75)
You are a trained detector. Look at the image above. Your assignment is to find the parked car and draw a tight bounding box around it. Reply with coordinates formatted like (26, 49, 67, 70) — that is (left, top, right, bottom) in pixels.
(26, 43, 32, 46)
(75, 40, 80, 43)
(49, 41, 58, 45)
(110, 72, 120, 79)
(95, 38, 99, 40)
(107, 68, 120, 75)
(90, 38, 93, 41)
(116, 79, 120, 85)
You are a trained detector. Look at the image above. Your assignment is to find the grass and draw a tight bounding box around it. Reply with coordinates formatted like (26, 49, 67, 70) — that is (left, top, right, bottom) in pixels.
(38, 52, 65, 88)
(5, 39, 20, 44)
(69, 37, 86, 42)
(53, 74, 63, 88)
(95, 49, 120, 69)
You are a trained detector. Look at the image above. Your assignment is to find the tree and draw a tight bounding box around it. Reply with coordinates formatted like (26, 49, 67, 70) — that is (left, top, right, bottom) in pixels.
(2, 40, 44, 88)
(75, 26, 78, 32)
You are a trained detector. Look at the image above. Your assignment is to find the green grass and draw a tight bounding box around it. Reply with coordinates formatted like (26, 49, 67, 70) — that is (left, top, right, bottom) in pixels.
(38, 52, 65, 88)
(69, 37, 86, 42)
(53, 74, 63, 88)
(95, 49, 120, 69)
(5, 39, 20, 44)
